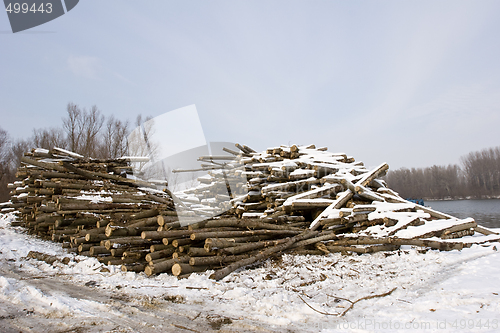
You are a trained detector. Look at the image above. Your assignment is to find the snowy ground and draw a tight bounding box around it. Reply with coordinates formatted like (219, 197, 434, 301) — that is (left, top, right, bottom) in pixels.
(0, 212, 499, 333)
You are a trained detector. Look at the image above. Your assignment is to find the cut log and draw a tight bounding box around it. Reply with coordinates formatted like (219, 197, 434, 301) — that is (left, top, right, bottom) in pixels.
(326, 236, 464, 251)
(150, 244, 172, 252)
(288, 199, 335, 211)
(291, 231, 338, 249)
(145, 247, 176, 262)
(474, 225, 499, 236)
(204, 235, 274, 252)
(171, 238, 194, 247)
(105, 225, 157, 237)
(326, 244, 399, 254)
(189, 253, 252, 266)
(121, 263, 148, 273)
(26, 251, 68, 265)
(106, 258, 141, 266)
(157, 215, 180, 227)
(21, 156, 67, 172)
(209, 230, 318, 281)
(190, 229, 301, 241)
(283, 183, 342, 206)
(85, 233, 108, 242)
(104, 236, 156, 250)
(60, 161, 156, 188)
(89, 246, 112, 256)
(172, 263, 209, 276)
(357, 163, 389, 187)
(187, 247, 217, 257)
(145, 257, 190, 276)
(218, 238, 290, 256)
(310, 190, 354, 230)
(394, 218, 477, 239)
(188, 218, 302, 231)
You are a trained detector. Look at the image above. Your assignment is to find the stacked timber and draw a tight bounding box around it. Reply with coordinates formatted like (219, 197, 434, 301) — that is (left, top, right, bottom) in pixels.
(7, 147, 175, 268)
(5, 144, 500, 281)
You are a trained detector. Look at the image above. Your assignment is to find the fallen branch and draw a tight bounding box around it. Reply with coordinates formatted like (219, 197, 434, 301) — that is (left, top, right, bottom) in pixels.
(298, 287, 397, 317)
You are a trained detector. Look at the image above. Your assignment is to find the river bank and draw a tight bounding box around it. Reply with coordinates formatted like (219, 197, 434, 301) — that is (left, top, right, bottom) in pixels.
(426, 199, 500, 229)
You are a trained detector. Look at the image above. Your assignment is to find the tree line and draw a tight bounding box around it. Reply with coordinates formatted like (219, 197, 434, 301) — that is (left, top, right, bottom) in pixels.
(1, 103, 499, 202)
(384, 146, 500, 200)
(0, 103, 150, 201)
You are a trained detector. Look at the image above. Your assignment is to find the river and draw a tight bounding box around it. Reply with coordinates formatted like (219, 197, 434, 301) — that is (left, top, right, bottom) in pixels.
(426, 198, 500, 229)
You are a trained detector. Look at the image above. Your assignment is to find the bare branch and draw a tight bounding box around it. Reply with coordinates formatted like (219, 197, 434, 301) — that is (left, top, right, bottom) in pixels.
(298, 287, 397, 317)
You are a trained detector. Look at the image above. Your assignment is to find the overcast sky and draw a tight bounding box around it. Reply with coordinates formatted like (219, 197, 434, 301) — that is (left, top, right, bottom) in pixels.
(1, 1, 499, 170)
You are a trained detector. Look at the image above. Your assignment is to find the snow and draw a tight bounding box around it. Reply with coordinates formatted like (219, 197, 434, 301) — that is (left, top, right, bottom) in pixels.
(242, 212, 265, 218)
(118, 156, 150, 162)
(288, 198, 336, 206)
(74, 193, 113, 203)
(261, 177, 318, 194)
(395, 218, 475, 239)
(364, 211, 429, 237)
(137, 186, 167, 195)
(33, 148, 50, 155)
(283, 183, 337, 206)
(52, 147, 85, 159)
(289, 169, 315, 177)
(1, 212, 500, 332)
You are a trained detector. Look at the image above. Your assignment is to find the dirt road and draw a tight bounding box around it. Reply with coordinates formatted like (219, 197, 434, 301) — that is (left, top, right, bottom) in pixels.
(0, 260, 275, 333)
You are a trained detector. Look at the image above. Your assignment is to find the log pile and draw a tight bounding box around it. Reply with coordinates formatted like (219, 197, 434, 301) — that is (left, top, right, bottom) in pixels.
(4, 144, 500, 281)
(6, 147, 175, 269)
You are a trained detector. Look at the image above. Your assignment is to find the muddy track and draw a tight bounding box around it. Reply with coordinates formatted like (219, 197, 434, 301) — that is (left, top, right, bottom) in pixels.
(0, 260, 277, 333)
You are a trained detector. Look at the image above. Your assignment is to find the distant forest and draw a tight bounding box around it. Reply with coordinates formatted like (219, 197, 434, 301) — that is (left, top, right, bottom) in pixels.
(0, 103, 499, 202)
(385, 146, 500, 200)
(0, 103, 150, 201)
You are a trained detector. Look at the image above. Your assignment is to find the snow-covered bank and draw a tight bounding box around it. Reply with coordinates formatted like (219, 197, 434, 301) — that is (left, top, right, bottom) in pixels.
(1, 212, 499, 332)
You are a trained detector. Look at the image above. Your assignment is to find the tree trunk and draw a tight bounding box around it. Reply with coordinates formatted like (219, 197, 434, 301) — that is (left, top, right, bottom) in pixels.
(209, 230, 317, 280)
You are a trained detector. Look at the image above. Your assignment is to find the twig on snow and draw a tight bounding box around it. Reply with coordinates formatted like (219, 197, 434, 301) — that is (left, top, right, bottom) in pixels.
(298, 287, 397, 317)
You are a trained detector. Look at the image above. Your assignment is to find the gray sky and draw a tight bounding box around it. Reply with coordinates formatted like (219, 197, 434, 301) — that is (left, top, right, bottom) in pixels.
(1, 1, 499, 170)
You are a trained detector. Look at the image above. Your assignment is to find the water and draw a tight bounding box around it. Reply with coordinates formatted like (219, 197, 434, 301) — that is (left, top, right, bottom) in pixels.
(426, 199, 500, 229)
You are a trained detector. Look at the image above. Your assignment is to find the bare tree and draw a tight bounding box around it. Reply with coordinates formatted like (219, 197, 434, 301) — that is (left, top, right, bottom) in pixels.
(385, 164, 465, 200)
(81, 105, 105, 157)
(0, 127, 13, 201)
(32, 127, 67, 150)
(0, 109, 175, 200)
(62, 103, 104, 157)
(127, 114, 157, 176)
(11, 138, 33, 169)
(0, 128, 9, 167)
(164, 166, 179, 192)
(386, 146, 500, 199)
(63, 102, 83, 153)
(461, 146, 500, 197)
(101, 115, 130, 159)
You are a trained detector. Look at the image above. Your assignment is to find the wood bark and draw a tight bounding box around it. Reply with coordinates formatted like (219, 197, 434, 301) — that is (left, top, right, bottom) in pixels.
(203, 236, 273, 252)
(326, 237, 464, 251)
(145, 257, 190, 276)
(310, 190, 353, 230)
(188, 218, 302, 231)
(218, 238, 290, 256)
(190, 229, 301, 241)
(145, 247, 176, 262)
(171, 263, 209, 276)
(189, 253, 252, 266)
(121, 263, 148, 273)
(209, 230, 318, 281)
(60, 161, 155, 188)
(21, 156, 67, 172)
(104, 236, 156, 250)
